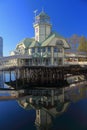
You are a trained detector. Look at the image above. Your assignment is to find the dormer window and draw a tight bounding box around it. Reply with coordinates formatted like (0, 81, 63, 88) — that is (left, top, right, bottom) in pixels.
(56, 40, 63, 46)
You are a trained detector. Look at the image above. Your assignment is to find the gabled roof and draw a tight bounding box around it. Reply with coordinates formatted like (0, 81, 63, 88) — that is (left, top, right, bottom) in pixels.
(41, 32, 63, 47)
(43, 52, 51, 57)
(41, 33, 55, 47)
(32, 53, 40, 58)
(16, 32, 70, 50)
(16, 38, 34, 49)
(41, 32, 70, 49)
(29, 41, 41, 48)
(36, 11, 50, 19)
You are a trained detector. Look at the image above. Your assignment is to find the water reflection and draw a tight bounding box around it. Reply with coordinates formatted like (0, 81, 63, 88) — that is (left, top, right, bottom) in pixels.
(17, 82, 87, 130)
(18, 88, 67, 129)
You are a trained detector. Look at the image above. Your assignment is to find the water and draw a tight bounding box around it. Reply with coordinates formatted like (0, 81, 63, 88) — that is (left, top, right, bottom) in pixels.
(52, 100, 87, 130)
(0, 100, 36, 130)
(1, 75, 87, 129)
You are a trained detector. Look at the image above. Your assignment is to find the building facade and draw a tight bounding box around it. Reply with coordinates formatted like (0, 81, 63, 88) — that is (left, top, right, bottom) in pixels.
(10, 10, 70, 66)
(0, 36, 3, 87)
(0, 37, 3, 57)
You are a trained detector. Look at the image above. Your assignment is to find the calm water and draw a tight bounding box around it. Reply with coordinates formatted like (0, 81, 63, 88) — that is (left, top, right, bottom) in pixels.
(1, 99, 87, 130)
(0, 74, 87, 130)
(0, 100, 36, 130)
(52, 100, 87, 130)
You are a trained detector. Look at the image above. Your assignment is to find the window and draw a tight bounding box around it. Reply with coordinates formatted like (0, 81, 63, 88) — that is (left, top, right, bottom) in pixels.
(18, 47, 25, 54)
(32, 48, 35, 53)
(42, 47, 46, 52)
(47, 47, 51, 52)
(56, 40, 63, 45)
(37, 48, 41, 53)
(54, 47, 62, 53)
(54, 47, 58, 52)
(35, 28, 38, 33)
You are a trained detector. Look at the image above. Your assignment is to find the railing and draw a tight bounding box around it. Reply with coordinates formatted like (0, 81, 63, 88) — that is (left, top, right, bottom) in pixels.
(64, 61, 87, 65)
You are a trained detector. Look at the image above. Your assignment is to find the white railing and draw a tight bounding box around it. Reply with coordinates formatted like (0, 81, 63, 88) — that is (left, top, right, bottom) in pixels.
(64, 61, 87, 65)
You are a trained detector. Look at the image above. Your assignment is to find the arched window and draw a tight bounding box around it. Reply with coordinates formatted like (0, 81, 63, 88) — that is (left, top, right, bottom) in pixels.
(56, 40, 63, 45)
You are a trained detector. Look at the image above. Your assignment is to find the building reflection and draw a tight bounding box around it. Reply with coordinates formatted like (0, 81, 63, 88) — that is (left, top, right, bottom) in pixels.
(18, 88, 69, 130)
(17, 82, 87, 130)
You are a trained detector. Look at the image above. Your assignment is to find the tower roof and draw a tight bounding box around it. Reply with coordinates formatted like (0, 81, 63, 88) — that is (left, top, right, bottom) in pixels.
(36, 11, 50, 19)
(34, 10, 50, 25)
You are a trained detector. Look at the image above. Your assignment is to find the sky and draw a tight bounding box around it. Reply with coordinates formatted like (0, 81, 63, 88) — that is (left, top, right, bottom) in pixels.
(0, 0, 87, 56)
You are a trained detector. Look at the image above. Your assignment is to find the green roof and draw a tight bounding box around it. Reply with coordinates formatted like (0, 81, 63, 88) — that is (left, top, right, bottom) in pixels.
(37, 11, 50, 19)
(16, 38, 34, 49)
(41, 32, 61, 47)
(41, 32, 69, 48)
(41, 33, 54, 47)
(43, 52, 51, 57)
(32, 53, 40, 57)
(29, 41, 41, 48)
(16, 32, 70, 50)
(52, 31, 64, 38)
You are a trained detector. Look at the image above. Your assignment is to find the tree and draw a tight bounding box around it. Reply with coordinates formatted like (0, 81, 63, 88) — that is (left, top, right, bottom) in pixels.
(78, 36, 87, 52)
(66, 34, 80, 52)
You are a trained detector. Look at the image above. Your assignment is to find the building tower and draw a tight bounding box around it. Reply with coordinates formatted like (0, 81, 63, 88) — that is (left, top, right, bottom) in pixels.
(33, 10, 52, 42)
(35, 109, 52, 130)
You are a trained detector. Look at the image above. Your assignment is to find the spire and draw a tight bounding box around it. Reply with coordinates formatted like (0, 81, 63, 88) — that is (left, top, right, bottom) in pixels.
(34, 9, 38, 21)
(42, 7, 44, 13)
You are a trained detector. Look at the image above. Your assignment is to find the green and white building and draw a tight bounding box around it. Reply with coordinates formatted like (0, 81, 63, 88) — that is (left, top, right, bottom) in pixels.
(10, 10, 70, 66)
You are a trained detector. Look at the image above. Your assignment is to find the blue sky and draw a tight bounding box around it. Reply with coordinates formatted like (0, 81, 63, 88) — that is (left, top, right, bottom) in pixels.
(0, 0, 87, 56)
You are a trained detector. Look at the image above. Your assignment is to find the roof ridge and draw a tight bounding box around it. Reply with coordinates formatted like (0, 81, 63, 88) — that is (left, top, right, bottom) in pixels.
(41, 33, 55, 46)
(52, 31, 64, 38)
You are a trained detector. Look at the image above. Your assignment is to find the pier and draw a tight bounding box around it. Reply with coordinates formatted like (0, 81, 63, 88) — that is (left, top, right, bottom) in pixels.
(3, 65, 87, 89)
(0, 55, 87, 89)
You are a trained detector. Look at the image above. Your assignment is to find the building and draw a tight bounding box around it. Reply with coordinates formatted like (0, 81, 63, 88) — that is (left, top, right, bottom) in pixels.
(0, 36, 3, 87)
(64, 52, 87, 65)
(0, 37, 3, 57)
(10, 10, 70, 66)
